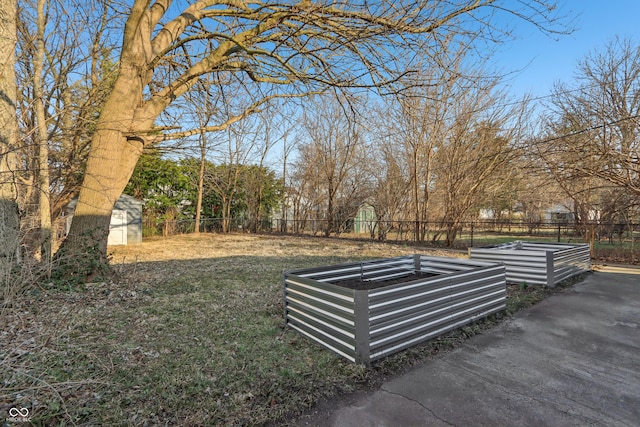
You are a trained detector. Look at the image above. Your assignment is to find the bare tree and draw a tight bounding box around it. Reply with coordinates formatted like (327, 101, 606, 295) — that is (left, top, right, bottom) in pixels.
(370, 41, 519, 245)
(178, 82, 287, 234)
(535, 37, 640, 242)
(545, 36, 640, 196)
(365, 140, 410, 240)
(278, 114, 296, 233)
(289, 154, 321, 234)
(245, 106, 285, 233)
(47, 1, 117, 219)
(55, 0, 567, 274)
(193, 131, 208, 234)
(0, 0, 20, 261)
(535, 115, 597, 235)
(297, 94, 367, 237)
(14, 0, 118, 259)
(434, 81, 529, 246)
(181, 78, 226, 234)
(209, 115, 265, 233)
(34, 0, 52, 261)
(382, 64, 456, 242)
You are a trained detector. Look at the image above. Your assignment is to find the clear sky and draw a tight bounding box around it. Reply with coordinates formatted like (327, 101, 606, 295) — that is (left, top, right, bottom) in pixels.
(493, 0, 640, 99)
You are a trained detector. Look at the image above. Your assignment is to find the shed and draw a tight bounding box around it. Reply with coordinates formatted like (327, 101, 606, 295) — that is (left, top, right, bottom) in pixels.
(65, 194, 143, 245)
(354, 203, 377, 234)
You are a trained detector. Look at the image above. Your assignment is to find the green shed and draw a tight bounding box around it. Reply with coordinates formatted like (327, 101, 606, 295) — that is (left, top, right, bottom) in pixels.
(354, 203, 377, 234)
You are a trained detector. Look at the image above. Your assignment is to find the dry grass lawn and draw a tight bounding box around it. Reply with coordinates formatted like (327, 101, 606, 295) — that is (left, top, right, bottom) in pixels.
(2, 234, 462, 426)
(2, 233, 575, 425)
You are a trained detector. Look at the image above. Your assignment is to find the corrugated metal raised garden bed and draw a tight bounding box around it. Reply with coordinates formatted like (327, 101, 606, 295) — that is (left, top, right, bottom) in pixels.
(283, 255, 506, 365)
(469, 241, 591, 287)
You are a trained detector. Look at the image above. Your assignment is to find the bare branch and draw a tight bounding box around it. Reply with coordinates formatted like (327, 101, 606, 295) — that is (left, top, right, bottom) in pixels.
(148, 91, 316, 143)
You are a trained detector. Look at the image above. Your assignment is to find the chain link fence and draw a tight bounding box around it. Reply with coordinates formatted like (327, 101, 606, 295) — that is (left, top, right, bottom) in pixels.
(145, 217, 640, 263)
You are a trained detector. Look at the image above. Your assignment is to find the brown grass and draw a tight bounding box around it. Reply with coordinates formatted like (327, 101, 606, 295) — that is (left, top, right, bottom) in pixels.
(109, 233, 455, 263)
(2, 233, 461, 426)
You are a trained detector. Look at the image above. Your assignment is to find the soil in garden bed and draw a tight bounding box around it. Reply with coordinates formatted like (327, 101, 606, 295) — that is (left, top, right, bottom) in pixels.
(331, 271, 439, 290)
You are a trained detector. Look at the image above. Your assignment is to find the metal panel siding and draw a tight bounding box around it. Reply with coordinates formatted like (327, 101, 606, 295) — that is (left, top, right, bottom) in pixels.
(523, 242, 580, 251)
(291, 257, 416, 283)
(285, 303, 350, 332)
(285, 275, 354, 298)
(368, 274, 453, 303)
(287, 322, 356, 362)
(369, 303, 505, 361)
(367, 265, 506, 361)
(369, 289, 504, 343)
(470, 242, 590, 286)
(369, 268, 504, 313)
(284, 273, 357, 361)
(291, 256, 414, 275)
(417, 256, 496, 275)
(469, 248, 549, 285)
(286, 281, 354, 311)
(552, 245, 591, 285)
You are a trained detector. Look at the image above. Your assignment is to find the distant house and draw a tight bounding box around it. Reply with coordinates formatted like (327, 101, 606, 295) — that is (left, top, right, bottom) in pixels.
(544, 204, 574, 224)
(478, 208, 517, 221)
(65, 194, 143, 245)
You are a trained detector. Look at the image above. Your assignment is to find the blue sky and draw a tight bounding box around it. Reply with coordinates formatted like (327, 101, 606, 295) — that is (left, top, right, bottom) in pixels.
(493, 0, 640, 98)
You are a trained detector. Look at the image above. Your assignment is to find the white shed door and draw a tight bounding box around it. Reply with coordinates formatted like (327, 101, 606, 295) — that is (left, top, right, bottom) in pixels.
(108, 209, 128, 246)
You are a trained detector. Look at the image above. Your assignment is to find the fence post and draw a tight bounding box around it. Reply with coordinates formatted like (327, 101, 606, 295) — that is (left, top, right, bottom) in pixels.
(557, 224, 561, 243)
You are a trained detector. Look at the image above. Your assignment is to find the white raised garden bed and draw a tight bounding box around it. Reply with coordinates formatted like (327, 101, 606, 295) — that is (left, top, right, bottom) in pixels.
(469, 241, 590, 287)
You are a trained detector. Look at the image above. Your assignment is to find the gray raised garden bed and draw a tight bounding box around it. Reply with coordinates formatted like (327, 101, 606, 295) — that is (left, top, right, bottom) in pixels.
(283, 255, 506, 365)
(469, 241, 591, 287)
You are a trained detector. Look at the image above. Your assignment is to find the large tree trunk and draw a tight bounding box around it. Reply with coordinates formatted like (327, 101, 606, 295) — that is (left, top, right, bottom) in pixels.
(35, 0, 52, 261)
(55, 66, 146, 278)
(54, 5, 153, 279)
(55, 127, 143, 277)
(0, 0, 21, 263)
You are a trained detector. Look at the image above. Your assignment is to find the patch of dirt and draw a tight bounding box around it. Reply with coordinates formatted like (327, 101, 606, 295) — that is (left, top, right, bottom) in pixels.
(331, 271, 439, 290)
